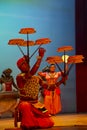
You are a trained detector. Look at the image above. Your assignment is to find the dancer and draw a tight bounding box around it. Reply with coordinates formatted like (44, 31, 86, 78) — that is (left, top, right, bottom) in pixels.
(16, 48, 54, 130)
(0, 68, 18, 92)
(38, 64, 67, 115)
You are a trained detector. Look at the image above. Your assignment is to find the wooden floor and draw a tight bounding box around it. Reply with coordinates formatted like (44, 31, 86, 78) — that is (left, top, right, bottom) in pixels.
(0, 113, 87, 130)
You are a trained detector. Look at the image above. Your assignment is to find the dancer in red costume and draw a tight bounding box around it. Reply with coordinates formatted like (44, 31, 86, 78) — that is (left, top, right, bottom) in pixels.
(16, 48, 54, 130)
(38, 64, 68, 115)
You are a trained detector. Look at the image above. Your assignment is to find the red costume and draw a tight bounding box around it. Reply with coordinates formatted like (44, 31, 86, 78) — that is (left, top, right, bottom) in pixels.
(38, 71, 62, 115)
(16, 48, 54, 129)
(38, 64, 68, 115)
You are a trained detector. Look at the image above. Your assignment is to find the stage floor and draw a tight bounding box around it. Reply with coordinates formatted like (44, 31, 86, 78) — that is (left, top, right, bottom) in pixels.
(0, 113, 87, 130)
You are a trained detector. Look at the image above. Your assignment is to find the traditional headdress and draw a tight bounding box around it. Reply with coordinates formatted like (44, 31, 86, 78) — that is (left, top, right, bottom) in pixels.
(17, 55, 29, 71)
(3, 68, 12, 75)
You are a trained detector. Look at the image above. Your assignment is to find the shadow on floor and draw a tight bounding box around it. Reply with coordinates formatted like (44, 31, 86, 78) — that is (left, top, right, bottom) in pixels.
(4, 126, 87, 130)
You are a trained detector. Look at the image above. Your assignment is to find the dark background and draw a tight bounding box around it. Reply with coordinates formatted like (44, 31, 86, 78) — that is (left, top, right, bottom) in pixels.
(76, 0, 87, 113)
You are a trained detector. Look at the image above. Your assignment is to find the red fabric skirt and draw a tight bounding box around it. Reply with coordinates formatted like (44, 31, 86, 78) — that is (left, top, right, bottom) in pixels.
(44, 88, 61, 115)
(18, 101, 54, 129)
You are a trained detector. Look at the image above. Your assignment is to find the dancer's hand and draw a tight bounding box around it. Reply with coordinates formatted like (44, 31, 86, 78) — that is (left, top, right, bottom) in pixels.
(38, 47, 46, 57)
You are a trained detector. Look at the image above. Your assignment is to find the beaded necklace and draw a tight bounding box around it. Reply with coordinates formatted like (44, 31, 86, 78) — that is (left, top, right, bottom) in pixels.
(48, 72, 56, 78)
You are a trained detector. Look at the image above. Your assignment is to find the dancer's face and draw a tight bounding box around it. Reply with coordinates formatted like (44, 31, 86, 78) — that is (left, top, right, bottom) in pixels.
(17, 56, 30, 73)
(20, 60, 29, 72)
(49, 65, 56, 72)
